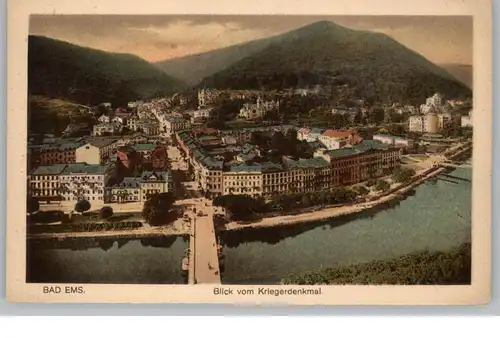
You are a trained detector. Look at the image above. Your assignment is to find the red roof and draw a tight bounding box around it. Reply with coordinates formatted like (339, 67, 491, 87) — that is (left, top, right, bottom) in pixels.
(321, 129, 353, 139)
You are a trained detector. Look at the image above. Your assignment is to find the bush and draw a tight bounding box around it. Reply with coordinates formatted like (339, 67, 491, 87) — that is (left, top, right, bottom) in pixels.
(100, 206, 114, 219)
(392, 167, 416, 183)
(374, 180, 391, 192)
(27, 197, 40, 215)
(75, 199, 91, 214)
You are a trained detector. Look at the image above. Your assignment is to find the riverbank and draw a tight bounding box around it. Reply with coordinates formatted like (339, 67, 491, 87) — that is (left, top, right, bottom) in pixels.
(27, 222, 190, 240)
(223, 166, 446, 231)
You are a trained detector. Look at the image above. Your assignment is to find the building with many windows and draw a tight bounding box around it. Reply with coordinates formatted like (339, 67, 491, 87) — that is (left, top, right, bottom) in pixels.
(59, 163, 111, 203)
(29, 164, 67, 204)
(177, 129, 401, 199)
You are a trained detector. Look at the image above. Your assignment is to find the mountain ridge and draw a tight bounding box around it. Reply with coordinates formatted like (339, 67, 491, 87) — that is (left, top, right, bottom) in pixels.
(29, 35, 186, 107)
(192, 21, 471, 103)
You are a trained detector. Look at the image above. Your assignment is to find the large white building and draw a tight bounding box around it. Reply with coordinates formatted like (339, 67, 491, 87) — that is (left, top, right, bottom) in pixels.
(461, 110, 473, 128)
(59, 163, 111, 203)
(76, 139, 118, 165)
(29, 164, 67, 204)
(409, 113, 448, 133)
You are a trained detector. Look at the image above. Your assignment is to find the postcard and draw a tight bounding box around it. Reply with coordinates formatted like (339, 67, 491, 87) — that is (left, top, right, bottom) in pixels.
(6, 0, 492, 305)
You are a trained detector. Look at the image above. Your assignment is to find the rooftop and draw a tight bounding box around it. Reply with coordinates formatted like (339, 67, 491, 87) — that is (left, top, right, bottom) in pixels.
(31, 164, 68, 175)
(85, 138, 118, 148)
(112, 177, 141, 189)
(62, 163, 109, 175)
(132, 143, 157, 151)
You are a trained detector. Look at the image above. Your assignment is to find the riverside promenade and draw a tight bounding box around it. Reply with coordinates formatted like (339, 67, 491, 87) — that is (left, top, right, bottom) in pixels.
(190, 201, 221, 284)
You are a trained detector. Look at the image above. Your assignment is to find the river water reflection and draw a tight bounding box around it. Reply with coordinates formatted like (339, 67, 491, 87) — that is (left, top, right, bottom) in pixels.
(27, 168, 471, 285)
(220, 167, 472, 284)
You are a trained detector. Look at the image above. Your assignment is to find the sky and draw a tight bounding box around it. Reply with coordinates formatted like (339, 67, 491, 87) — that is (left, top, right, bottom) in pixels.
(29, 15, 472, 65)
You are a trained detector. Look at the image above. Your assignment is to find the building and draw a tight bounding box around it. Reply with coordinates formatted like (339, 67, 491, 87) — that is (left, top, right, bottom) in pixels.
(108, 170, 173, 203)
(93, 123, 116, 136)
(373, 134, 414, 148)
(297, 128, 324, 143)
(318, 130, 363, 150)
(198, 88, 222, 108)
(32, 141, 85, 166)
(409, 114, 442, 133)
(98, 115, 111, 123)
(140, 171, 173, 202)
(316, 140, 401, 186)
(426, 93, 444, 109)
(29, 164, 67, 204)
(461, 110, 473, 127)
(179, 129, 400, 199)
(59, 163, 111, 203)
(138, 121, 160, 136)
(76, 139, 118, 165)
(163, 115, 191, 136)
(126, 117, 141, 131)
(238, 97, 280, 120)
(187, 108, 214, 123)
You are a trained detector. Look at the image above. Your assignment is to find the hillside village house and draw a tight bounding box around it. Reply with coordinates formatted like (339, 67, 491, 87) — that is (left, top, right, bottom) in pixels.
(76, 139, 118, 165)
(93, 122, 121, 136)
(318, 129, 363, 150)
(59, 163, 110, 203)
(297, 128, 324, 143)
(461, 110, 473, 128)
(198, 88, 222, 108)
(238, 97, 280, 120)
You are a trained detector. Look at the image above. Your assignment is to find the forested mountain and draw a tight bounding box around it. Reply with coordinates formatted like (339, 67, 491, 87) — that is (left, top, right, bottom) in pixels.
(195, 21, 471, 104)
(28, 35, 186, 107)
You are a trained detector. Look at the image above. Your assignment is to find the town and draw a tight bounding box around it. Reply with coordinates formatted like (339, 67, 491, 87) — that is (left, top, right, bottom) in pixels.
(27, 88, 473, 284)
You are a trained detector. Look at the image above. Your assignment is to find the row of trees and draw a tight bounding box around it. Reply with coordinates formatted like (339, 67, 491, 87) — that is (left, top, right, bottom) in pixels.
(213, 187, 362, 221)
(282, 242, 471, 285)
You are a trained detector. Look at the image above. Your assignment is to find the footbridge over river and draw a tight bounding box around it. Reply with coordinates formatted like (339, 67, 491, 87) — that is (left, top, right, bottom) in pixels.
(186, 199, 221, 284)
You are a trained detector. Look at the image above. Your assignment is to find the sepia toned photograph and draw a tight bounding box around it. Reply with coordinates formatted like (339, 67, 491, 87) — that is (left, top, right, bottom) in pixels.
(6, 0, 492, 305)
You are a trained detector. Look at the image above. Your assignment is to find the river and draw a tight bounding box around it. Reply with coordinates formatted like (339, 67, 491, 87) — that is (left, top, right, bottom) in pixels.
(26, 167, 471, 285)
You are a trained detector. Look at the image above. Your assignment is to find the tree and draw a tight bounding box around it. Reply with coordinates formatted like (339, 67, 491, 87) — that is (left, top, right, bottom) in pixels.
(75, 199, 91, 214)
(100, 206, 114, 219)
(27, 197, 40, 215)
(374, 180, 391, 192)
(392, 167, 416, 183)
(142, 192, 176, 226)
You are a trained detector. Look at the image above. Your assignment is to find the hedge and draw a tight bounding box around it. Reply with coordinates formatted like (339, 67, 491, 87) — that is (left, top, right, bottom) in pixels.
(28, 221, 143, 235)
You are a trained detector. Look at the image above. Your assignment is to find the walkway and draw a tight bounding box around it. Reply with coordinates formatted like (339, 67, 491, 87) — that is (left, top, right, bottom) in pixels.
(190, 200, 221, 284)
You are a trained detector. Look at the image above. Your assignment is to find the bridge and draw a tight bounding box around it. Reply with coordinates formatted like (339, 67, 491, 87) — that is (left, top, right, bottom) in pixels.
(186, 199, 221, 284)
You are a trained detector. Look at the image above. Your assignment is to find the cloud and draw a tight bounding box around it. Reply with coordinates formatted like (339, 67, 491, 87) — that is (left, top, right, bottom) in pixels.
(127, 20, 272, 49)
